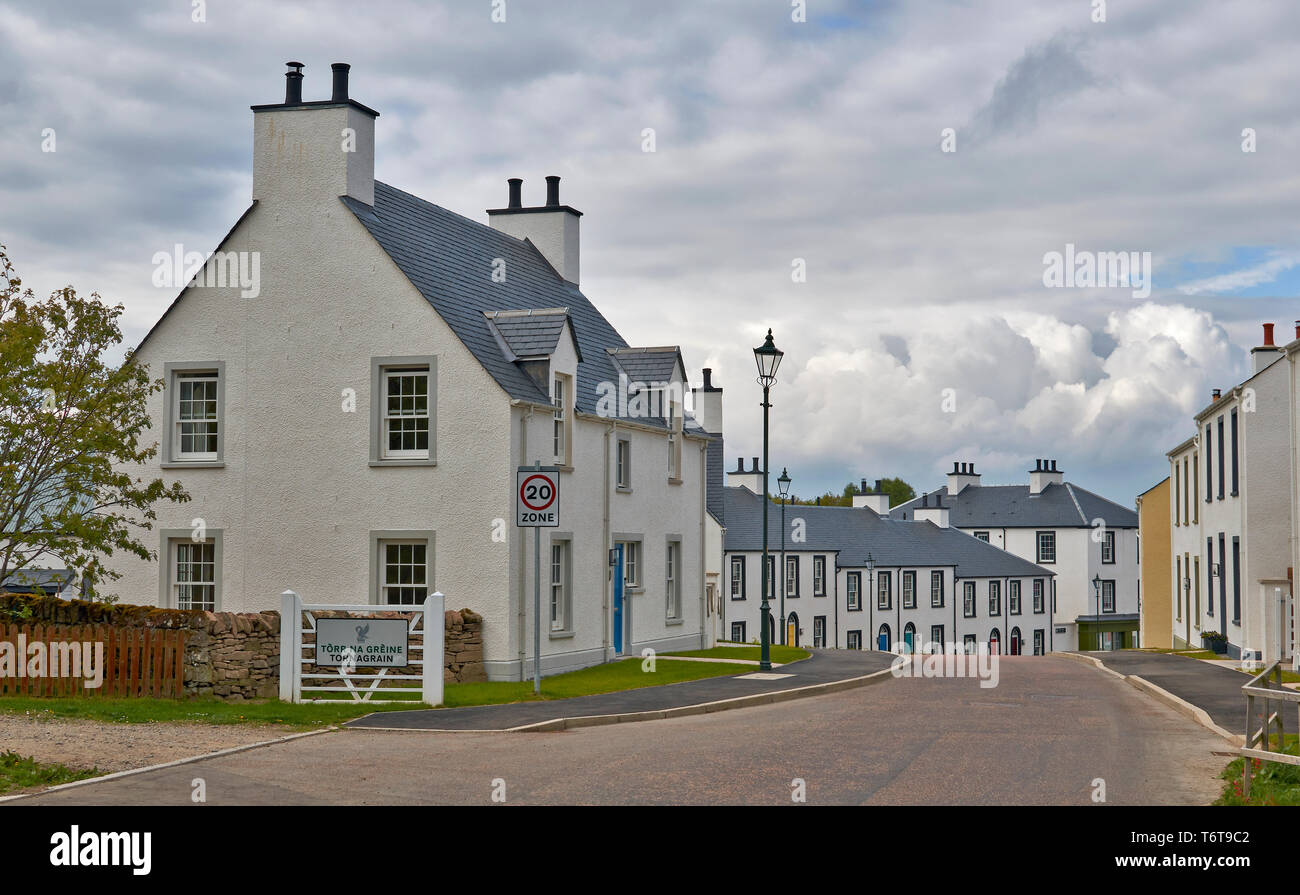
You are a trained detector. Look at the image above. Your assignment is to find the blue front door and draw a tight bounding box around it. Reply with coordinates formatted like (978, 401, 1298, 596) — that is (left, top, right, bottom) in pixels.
(613, 544, 625, 654)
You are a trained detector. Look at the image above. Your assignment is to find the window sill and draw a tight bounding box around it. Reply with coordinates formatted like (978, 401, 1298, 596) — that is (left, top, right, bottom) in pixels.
(548, 630, 575, 640)
(667, 476, 682, 485)
(730, 596, 746, 601)
(665, 617, 684, 627)
(626, 586, 644, 595)
(616, 485, 632, 494)
(370, 459, 437, 467)
(554, 464, 574, 473)
(162, 461, 225, 469)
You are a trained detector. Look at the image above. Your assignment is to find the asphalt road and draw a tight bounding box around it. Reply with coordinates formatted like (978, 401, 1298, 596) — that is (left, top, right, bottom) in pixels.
(13, 656, 1228, 805)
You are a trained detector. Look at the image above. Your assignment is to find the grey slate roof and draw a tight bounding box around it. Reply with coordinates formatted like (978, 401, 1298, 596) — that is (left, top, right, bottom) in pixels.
(889, 482, 1138, 529)
(484, 308, 579, 361)
(343, 183, 700, 433)
(723, 487, 1053, 579)
(608, 347, 683, 384)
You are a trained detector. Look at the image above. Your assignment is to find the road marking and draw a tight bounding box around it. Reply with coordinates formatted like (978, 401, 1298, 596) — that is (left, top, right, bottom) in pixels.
(735, 672, 795, 681)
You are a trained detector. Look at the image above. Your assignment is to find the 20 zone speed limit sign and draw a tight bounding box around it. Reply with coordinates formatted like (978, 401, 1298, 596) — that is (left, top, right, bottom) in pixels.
(517, 467, 560, 527)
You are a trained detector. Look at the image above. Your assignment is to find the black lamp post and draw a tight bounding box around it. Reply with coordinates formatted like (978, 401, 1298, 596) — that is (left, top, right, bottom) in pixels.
(1092, 574, 1102, 651)
(754, 329, 784, 671)
(778, 467, 791, 645)
(866, 551, 875, 650)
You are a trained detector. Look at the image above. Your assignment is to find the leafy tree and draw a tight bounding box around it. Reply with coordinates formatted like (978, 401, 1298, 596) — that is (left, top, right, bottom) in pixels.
(0, 246, 188, 597)
(785, 477, 916, 508)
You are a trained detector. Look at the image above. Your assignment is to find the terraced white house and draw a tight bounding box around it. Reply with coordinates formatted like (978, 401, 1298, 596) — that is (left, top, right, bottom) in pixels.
(890, 461, 1140, 651)
(107, 62, 717, 680)
(722, 468, 1056, 655)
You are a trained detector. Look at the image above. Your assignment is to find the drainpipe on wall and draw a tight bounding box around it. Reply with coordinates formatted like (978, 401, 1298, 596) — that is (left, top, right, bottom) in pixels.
(698, 441, 707, 648)
(603, 422, 613, 662)
(833, 559, 839, 648)
(951, 569, 957, 650)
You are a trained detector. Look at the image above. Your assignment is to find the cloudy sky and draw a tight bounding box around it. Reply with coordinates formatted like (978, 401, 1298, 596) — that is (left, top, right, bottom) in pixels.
(2, 0, 1298, 504)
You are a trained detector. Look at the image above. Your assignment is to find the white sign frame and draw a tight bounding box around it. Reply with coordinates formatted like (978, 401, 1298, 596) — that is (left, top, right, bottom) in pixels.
(279, 590, 444, 705)
(516, 466, 560, 528)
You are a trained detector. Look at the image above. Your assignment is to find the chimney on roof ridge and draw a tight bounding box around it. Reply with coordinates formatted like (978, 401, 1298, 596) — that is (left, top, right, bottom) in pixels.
(253, 60, 376, 208)
(1029, 458, 1063, 495)
(727, 454, 763, 495)
(947, 461, 980, 496)
(914, 492, 950, 528)
(284, 61, 304, 104)
(1252, 323, 1284, 374)
(330, 62, 350, 101)
(691, 368, 723, 434)
(488, 174, 582, 285)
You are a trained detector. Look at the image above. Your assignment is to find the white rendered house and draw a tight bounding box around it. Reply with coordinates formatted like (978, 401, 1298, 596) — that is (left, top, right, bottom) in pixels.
(1166, 323, 1295, 663)
(107, 62, 715, 680)
(891, 461, 1140, 651)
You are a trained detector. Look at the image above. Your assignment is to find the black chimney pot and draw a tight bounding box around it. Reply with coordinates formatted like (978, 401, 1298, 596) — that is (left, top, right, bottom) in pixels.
(507, 178, 523, 209)
(875, 479, 883, 492)
(545, 175, 561, 206)
(736, 457, 744, 472)
(860, 478, 868, 493)
(330, 62, 350, 102)
(1051, 460, 1057, 472)
(285, 61, 305, 105)
(751, 456, 759, 472)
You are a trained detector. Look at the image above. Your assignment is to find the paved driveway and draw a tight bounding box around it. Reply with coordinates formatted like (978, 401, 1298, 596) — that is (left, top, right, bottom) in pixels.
(1084, 650, 1247, 732)
(12, 656, 1228, 805)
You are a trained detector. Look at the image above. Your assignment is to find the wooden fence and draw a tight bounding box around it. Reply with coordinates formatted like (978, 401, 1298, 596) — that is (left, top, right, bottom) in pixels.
(0, 623, 186, 698)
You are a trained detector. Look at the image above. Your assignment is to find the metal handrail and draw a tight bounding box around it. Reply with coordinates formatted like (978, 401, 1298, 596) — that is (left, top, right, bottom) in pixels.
(1241, 660, 1297, 798)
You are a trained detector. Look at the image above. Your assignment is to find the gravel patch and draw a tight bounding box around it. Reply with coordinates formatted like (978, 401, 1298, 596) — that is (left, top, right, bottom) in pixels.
(0, 715, 292, 785)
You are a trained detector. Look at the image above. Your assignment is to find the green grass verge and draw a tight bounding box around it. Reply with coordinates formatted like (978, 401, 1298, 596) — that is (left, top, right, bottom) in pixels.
(0, 658, 749, 727)
(0, 751, 101, 795)
(1217, 734, 1300, 805)
(662, 645, 811, 664)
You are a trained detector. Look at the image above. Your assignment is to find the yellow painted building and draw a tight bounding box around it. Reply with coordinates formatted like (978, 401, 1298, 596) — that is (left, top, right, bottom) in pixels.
(1136, 477, 1172, 649)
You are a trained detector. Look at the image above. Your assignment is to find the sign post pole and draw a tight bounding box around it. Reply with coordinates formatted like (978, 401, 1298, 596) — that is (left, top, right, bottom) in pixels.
(534, 463, 542, 693)
(517, 460, 559, 695)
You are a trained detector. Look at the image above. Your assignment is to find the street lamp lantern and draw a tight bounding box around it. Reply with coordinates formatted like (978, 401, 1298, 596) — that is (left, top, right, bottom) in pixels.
(754, 328, 784, 387)
(754, 329, 784, 670)
(778, 468, 791, 498)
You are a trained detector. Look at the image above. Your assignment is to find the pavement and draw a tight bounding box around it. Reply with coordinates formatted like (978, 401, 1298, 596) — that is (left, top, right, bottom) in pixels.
(346, 648, 897, 730)
(1082, 650, 1247, 733)
(10, 656, 1228, 805)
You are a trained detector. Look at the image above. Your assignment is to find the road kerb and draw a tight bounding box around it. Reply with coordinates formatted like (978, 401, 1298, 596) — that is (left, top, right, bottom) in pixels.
(1123, 674, 1240, 744)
